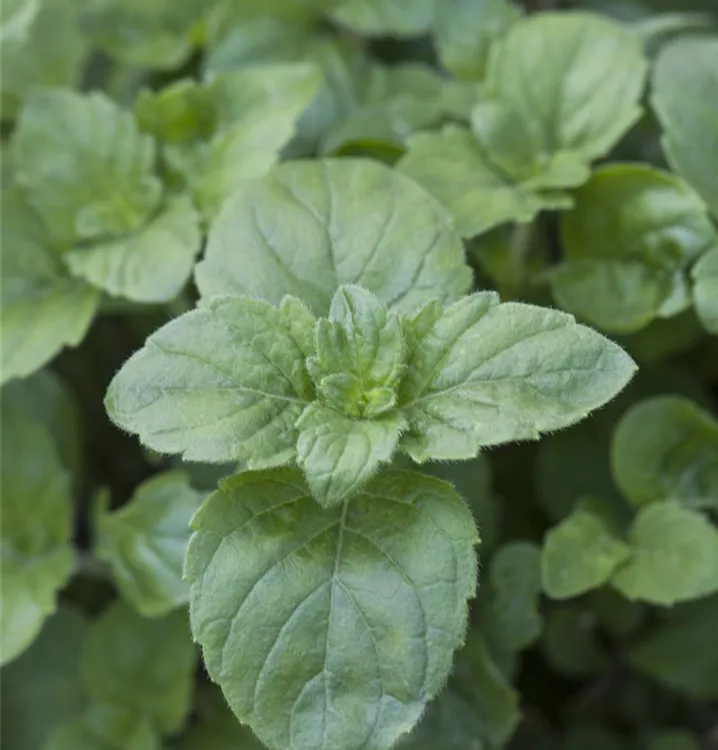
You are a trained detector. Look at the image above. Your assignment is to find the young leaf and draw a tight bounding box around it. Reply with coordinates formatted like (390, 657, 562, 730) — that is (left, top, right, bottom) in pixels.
(553, 164, 717, 332)
(398, 294, 636, 462)
(612, 502, 718, 606)
(692, 247, 718, 334)
(80, 602, 196, 734)
(434, 0, 522, 81)
(611, 396, 718, 510)
(541, 503, 630, 600)
(195, 158, 472, 314)
(0, 409, 74, 665)
(1, 189, 100, 384)
(93, 472, 206, 617)
(185, 468, 478, 750)
(64, 196, 202, 304)
(14, 89, 163, 245)
(1, 0, 87, 118)
(329, 0, 437, 36)
(629, 595, 718, 700)
(652, 36, 718, 219)
(105, 295, 315, 465)
(1, 606, 89, 750)
(296, 404, 407, 507)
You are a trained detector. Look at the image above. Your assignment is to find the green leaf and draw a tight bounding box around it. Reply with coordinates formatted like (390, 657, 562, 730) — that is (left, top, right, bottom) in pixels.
(629, 595, 718, 700)
(161, 65, 322, 218)
(542, 502, 631, 599)
(553, 164, 717, 333)
(0, 188, 100, 384)
(296, 404, 406, 507)
(45, 704, 160, 750)
(434, 0, 522, 81)
(612, 502, 718, 606)
(14, 89, 163, 245)
(79, 0, 206, 69)
(483, 541, 543, 651)
(195, 158, 472, 314)
(80, 602, 196, 733)
(542, 605, 605, 679)
(611, 396, 718, 510)
(64, 196, 202, 303)
(398, 692, 487, 749)
(692, 246, 718, 333)
(105, 295, 314, 465)
(648, 731, 701, 750)
(185, 468, 478, 750)
(0, 408, 74, 665)
(652, 36, 718, 218)
(329, 0, 437, 36)
(93, 471, 205, 617)
(1, 0, 87, 118)
(0, 606, 89, 750)
(397, 294, 636, 462)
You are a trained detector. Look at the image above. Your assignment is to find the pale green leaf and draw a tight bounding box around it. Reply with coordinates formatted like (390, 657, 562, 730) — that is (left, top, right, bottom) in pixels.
(80, 602, 196, 733)
(329, 0, 437, 36)
(629, 595, 718, 700)
(105, 295, 314, 465)
(1, 0, 87, 118)
(296, 404, 406, 507)
(45, 704, 160, 750)
(0, 409, 74, 665)
(542, 605, 605, 679)
(434, 0, 522, 81)
(399, 125, 577, 239)
(64, 196, 202, 303)
(0, 606, 88, 750)
(652, 36, 718, 218)
(185, 468, 478, 750)
(553, 164, 717, 333)
(79, 0, 206, 69)
(0, 189, 100, 384)
(611, 396, 718, 509)
(542, 503, 631, 599)
(398, 294, 636, 462)
(195, 159, 472, 314)
(93, 471, 205, 617)
(692, 247, 718, 334)
(612, 502, 718, 605)
(14, 89, 163, 245)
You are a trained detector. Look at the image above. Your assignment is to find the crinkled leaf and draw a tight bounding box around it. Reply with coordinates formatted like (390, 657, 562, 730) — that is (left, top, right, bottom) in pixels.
(79, 0, 207, 69)
(611, 396, 718, 510)
(1, 0, 87, 118)
(434, 0, 522, 81)
(652, 36, 718, 218)
(296, 404, 406, 507)
(80, 602, 196, 733)
(93, 471, 205, 617)
(612, 502, 718, 606)
(185, 468, 478, 750)
(45, 704, 160, 750)
(65, 196, 202, 303)
(542, 503, 630, 599)
(105, 295, 315, 465)
(329, 0, 437, 36)
(542, 605, 605, 679)
(0, 189, 100, 384)
(0, 606, 88, 750)
(196, 158, 471, 314)
(692, 246, 718, 334)
(553, 165, 717, 332)
(629, 595, 718, 700)
(0, 408, 74, 665)
(399, 125, 578, 239)
(398, 293, 636, 462)
(14, 89, 163, 245)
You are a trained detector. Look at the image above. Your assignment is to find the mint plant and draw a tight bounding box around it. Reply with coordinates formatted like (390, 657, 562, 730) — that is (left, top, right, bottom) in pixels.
(2, 1, 717, 749)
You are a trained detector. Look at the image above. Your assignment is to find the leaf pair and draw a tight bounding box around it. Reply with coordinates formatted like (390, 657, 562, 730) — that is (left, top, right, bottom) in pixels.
(106, 285, 636, 507)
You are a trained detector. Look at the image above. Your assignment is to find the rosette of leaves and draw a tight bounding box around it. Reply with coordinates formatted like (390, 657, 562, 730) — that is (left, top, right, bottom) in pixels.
(399, 12, 648, 238)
